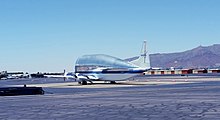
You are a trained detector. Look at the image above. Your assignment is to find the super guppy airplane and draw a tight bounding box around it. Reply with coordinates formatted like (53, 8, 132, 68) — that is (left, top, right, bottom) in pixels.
(74, 41, 151, 85)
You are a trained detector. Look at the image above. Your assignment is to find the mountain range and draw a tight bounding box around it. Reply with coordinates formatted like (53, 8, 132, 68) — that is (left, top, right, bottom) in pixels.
(127, 44, 220, 69)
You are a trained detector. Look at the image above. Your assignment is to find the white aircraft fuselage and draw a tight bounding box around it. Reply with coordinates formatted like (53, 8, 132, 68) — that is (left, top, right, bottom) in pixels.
(76, 68, 146, 81)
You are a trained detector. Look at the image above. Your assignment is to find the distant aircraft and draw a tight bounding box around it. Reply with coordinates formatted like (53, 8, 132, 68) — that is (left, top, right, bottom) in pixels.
(44, 70, 76, 80)
(0, 71, 30, 80)
(0, 71, 8, 80)
(74, 41, 151, 85)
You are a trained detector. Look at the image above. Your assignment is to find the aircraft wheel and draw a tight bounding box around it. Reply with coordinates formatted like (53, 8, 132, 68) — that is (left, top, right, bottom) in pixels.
(78, 81, 82, 85)
(78, 80, 87, 85)
(82, 81, 87, 85)
(110, 81, 116, 84)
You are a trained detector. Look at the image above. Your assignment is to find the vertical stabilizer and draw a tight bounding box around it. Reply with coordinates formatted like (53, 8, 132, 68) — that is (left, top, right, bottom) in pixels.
(130, 40, 151, 69)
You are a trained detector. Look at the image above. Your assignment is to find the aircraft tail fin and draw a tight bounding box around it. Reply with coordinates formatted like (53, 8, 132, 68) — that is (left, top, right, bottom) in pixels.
(130, 40, 151, 69)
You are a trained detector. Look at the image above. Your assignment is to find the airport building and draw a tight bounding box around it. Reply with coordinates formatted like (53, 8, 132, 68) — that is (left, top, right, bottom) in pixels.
(144, 69, 220, 75)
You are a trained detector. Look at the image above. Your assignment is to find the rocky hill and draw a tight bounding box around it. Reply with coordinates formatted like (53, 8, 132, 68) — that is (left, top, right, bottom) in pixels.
(127, 44, 220, 69)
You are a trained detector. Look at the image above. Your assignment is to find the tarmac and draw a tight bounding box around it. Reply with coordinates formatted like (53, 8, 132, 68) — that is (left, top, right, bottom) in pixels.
(1, 75, 220, 120)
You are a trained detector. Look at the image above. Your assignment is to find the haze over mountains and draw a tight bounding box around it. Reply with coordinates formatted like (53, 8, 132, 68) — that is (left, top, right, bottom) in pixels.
(128, 44, 220, 69)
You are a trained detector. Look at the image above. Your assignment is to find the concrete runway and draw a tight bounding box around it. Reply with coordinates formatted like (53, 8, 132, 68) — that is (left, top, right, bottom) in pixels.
(1, 75, 220, 120)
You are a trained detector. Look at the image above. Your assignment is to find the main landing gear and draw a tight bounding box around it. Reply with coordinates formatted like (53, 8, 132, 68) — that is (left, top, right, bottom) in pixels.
(78, 80, 87, 85)
(78, 80, 93, 85)
(78, 80, 116, 85)
(110, 81, 116, 84)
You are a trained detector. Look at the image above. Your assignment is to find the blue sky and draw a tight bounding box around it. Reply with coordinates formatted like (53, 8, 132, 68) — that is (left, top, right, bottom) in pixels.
(0, 0, 220, 72)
